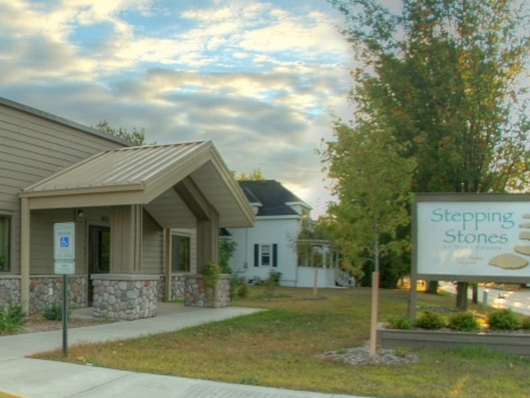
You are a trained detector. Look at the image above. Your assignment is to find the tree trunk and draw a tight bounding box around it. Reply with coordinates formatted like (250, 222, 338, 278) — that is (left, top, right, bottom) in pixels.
(425, 280, 438, 294)
(471, 284, 478, 304)
(456, 282, 468, 311)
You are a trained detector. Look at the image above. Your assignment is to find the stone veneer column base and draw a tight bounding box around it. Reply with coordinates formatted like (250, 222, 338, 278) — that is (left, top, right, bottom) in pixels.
(29, 275, 87, 313)
(0, 276, 21, 307)
(183, 274, 230, 308)
(158, 274, 187, 302)
(91, 274, 159, 321)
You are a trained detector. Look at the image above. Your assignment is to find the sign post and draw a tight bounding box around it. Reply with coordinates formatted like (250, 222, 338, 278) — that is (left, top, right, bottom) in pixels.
(53, 222, 76, 357)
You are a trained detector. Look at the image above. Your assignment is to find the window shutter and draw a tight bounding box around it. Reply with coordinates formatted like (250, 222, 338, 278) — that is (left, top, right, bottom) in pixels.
(254, 244, 259, 267)
(272, 244, 278, 268)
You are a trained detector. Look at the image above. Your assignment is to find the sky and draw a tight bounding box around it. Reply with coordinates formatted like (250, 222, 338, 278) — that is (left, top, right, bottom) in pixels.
(0, 0, 354, 217)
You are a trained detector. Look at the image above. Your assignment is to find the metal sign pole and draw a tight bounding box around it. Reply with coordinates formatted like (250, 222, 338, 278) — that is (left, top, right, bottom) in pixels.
(62, 274, 68, 357)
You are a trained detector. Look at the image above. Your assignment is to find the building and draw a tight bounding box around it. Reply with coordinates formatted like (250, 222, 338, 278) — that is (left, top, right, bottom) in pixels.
(227, 180, 312, 286)
(0, 97, 254, 320)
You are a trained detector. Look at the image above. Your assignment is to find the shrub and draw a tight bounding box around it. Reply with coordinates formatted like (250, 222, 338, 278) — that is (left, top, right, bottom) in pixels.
(264, 271, 282, 299)
(488, 309, 520, 330)
(229, 276, 249, 300)
(237, 279, 249, 299)
(414, 311, 445, 330)
(0, 302, 25, 334)
(521, 316, 530, 330)
(202, 262, 222, 292)
(43, 303, 67, 321)
(447, 312, 480, 331)
(387, 315, 413, 330)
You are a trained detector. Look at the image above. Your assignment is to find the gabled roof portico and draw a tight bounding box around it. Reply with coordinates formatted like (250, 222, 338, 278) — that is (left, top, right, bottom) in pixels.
(19, 141, 254, 313)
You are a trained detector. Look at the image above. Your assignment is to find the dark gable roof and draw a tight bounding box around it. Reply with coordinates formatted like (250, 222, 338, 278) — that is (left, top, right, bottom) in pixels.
(238, 180, 305, 217)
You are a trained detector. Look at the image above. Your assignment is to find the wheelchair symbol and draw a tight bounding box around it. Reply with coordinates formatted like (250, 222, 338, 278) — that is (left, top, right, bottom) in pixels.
(60, 236, 69, 248)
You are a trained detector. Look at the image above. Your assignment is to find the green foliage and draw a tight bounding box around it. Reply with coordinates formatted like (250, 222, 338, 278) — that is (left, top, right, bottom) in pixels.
(234, 168, 265, 181)
(219, 239, 237, 274)
(42, 303, 68, 321)
(414, 311, 445, 330)
(202, 262, 222, 293)
(447, 312, 480, 332)
(229, 276, 249, 300)
(0, 302, 25, 334)
(0, 255, 6, 271)
(328, 0, 530, 305)
(264, 271, 282, 299)
(488, 309, 520, 331)
(387, 314, 413, 330)
(521, 316, 530, 330)
(94, 119, 151, 146)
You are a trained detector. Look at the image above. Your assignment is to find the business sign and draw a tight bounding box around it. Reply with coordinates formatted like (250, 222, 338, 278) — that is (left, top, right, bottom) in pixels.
(54, 222, 75, 275)
(415, 195, 530, 281)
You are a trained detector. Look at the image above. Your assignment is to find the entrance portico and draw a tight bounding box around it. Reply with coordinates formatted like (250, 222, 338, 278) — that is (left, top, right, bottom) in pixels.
(19, 141, 254, 319)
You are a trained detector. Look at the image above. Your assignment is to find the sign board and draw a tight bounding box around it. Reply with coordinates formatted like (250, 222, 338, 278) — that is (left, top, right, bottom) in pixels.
(54, 222, 75, 275)
(54, 222, 76, 261)
(414, 194, 530, 282)
(54, 261, 75, 275)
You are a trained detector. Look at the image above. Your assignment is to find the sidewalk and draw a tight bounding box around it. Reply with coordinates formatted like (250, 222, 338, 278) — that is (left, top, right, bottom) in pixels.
(0, 304, 366, 398)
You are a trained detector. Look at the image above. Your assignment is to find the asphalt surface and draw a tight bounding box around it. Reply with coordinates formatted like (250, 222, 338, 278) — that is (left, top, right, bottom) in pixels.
(0, 304, 367, 398)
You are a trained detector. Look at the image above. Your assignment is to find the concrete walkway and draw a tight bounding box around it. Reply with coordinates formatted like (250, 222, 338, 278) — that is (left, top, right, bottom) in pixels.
(0, 304, 366, 398)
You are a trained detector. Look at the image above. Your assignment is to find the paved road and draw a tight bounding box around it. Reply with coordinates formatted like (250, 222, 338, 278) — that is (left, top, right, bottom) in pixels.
(0, 304, 368, 398)
(440, 282, 530, 315)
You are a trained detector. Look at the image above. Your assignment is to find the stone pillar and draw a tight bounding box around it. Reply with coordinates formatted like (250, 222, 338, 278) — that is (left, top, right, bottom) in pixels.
(0, 276, 21, 307)
(91, 274, 159, 320)
(183, 274, 230, 308)
(29, 275, 87, 313)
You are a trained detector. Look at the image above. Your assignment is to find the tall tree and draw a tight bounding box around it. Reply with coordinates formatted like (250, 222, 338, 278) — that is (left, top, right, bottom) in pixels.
(323, 120, 415, 283)
(234, 168, 265, 181)
(329, 0, 530, 308)
(94, 120, 149, 146)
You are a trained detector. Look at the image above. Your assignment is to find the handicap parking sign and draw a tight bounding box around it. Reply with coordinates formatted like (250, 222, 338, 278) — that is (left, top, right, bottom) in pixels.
(54, 222, 75, 261)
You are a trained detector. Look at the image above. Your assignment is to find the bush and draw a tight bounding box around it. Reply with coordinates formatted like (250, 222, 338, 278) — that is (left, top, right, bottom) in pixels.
(447, 312, 480, 332)
(229, 276, 249, 300)
(43, 303, 67, 321)
(488, 309, 520, 330)
(521, 316, 530, 330)
(0, 302, 25, 334)
(414, 311, 445, 330)
(264, 271, 282, 299)
(387, 315, 413, 330)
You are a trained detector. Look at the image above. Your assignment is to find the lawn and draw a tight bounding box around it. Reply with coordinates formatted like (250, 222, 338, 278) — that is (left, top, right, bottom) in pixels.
(35, 286, 530, 398)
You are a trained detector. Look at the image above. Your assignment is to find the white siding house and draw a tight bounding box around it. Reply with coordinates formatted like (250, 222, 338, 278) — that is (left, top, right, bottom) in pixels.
(228, 180, 311, 287)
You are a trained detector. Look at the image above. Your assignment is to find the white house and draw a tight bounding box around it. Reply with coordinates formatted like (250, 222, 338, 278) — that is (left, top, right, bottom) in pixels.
(227, 180, 311, 286)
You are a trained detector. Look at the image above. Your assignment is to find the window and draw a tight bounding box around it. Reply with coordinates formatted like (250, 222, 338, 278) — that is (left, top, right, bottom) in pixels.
(254, 244, 278, 267)
(261, 245, 271, 266)
(0, 216, 10, 271)
(172, 235, 190, 272)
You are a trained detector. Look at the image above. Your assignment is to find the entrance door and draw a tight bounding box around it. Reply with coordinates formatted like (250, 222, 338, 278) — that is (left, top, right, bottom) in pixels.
(88, 225, 110, 305)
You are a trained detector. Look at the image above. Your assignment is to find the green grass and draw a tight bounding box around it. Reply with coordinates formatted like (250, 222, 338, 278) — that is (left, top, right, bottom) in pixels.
(34, 287, 530, 398)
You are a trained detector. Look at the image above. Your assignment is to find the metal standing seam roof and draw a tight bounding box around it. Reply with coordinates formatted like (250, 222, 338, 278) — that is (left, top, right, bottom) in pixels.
(20, 140, 255, 228)
(22, 141, 209, 194)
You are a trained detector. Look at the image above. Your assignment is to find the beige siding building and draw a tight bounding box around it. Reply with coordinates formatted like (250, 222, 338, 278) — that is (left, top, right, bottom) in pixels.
(0, 97, 253, 320)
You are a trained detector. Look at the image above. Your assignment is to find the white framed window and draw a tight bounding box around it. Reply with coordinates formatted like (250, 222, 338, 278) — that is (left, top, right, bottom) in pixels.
(254, 243, 278, 268)
(0, 216, 11, 272)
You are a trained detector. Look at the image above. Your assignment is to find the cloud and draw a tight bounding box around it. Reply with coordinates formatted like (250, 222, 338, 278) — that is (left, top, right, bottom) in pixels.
(0, 0, 353, 217)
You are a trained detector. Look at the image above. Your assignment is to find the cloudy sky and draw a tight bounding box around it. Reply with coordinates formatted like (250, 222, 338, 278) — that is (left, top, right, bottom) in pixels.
(0, 0, 354, 217)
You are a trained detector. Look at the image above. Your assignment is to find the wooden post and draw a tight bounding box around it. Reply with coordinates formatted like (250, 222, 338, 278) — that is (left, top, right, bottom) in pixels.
(369, 271, 380, 356)
(20, 197, 30, 314)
